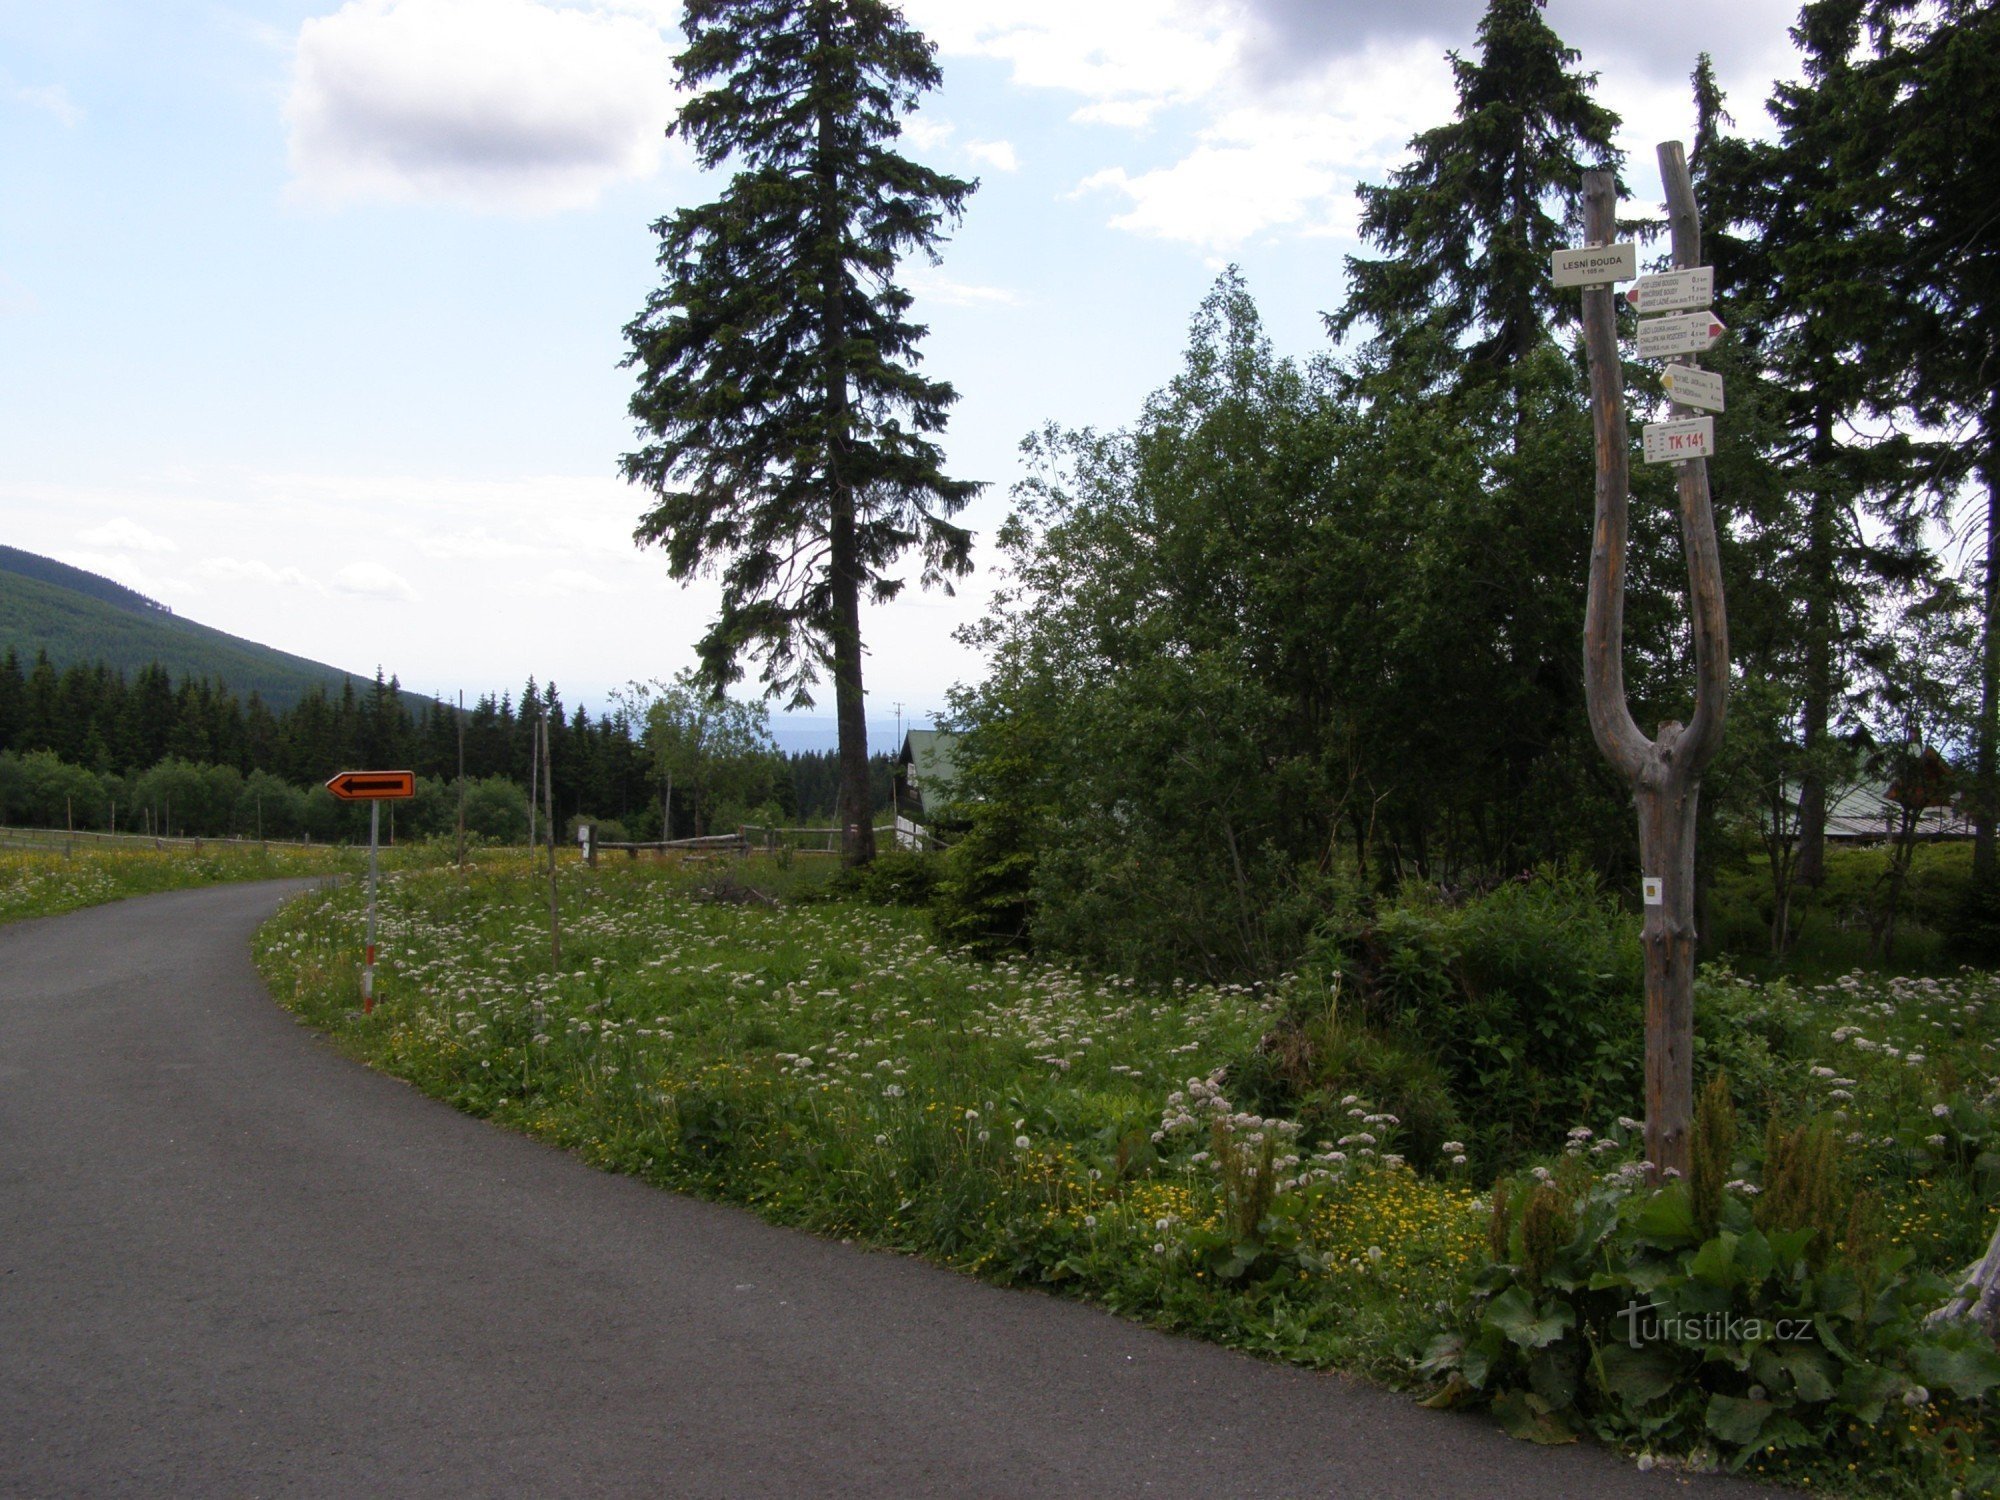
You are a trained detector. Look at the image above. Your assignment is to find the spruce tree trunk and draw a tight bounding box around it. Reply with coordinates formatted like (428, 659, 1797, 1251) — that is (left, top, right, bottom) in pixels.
(815, 24, 875, 870)
(829, 492, 875, 868)
(1796, 448, 1836, 888)
(1977, 430, 2000, 884)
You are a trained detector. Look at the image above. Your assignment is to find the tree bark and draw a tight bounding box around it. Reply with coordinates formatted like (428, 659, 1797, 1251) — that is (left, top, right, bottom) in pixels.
(1579, 148, 1731, 1185)
(1795, 432, 1837, 888)
(1976, 416, 2000, 884)
(814, 13, 875, 869)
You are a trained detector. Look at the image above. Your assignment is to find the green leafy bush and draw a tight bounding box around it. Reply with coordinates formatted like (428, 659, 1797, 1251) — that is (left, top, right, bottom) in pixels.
(1315, 872, 1644, 1164)
(1422, 1155, 2000, 1489)
(932, 798, 1043, 955)
(824, 849, 942, 908)
(1221, 991, 1466, 1172)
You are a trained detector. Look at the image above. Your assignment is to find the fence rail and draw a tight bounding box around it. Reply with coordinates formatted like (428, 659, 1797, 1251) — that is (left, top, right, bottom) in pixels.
(587, 823, 913, 864)
(0, 826, 319, 854)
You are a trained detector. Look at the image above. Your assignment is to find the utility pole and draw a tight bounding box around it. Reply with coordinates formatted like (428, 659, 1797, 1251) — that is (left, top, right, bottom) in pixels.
(542, 708, 562, 966)
(527, 704, 540, 856)
(1573, 144, 1730, 1184)
(456, 689, 467, 871)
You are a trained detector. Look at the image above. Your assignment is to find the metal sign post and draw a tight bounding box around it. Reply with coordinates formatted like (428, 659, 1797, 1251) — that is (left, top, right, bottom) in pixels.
(365, 801, 380, 1011)
(326, 770, 417, 1014)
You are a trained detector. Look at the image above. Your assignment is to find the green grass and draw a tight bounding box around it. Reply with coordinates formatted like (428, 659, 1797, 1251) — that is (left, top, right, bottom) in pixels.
(1708, 841, 1973, 979)
(255, 859, 1483, 1379)
(0, 842, 359, 923)
(253, 859, 2000, 1495)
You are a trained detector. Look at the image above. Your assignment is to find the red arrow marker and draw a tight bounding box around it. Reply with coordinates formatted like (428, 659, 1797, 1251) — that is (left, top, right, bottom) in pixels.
(326, 770, 417, 801)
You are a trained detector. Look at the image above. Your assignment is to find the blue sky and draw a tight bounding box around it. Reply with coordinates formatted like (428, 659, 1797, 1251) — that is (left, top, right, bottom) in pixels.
(0, 0, 1806, 743)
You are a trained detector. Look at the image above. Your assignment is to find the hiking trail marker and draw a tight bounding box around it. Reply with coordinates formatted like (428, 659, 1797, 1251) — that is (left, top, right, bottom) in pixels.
(1636, 309, 1727, 360)
(1643, 415, 1717, 464)
(326, 769, 416, 1013)
(1660, 363, 1725, 413)
(1626, 267, 1714, 315)
(1550, 242, 1637, 287)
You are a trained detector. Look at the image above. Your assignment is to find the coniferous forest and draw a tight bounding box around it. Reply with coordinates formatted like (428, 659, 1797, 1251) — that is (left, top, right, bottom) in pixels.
(0, 647, 890, 841)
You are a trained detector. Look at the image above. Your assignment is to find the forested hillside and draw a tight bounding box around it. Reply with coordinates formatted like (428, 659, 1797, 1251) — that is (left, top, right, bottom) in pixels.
(0, 547, 424, 712)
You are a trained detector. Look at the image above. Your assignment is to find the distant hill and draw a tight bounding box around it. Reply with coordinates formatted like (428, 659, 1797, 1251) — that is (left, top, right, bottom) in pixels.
(0, 547, 436, 713)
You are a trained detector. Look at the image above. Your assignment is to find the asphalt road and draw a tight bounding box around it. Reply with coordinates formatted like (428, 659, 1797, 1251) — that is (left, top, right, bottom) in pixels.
(0, 881, 1769, 1498)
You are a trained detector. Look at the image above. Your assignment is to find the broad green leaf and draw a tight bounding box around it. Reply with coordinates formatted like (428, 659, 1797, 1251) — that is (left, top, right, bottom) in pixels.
(1494, 1390, 1577, 1445)
(1837, 1363, 1899, 1425)
(1485, 1286, 1574, 1349)
(1529, 1344, 1579, 1410)
(1597, 1341, 1680, 1408)
(1631, 1185, 1698, 1246)
(1689, 1231, 1742, 1289)
(1910, 1340, 2000, 1400)
(1705, 1393, 1773, 1447)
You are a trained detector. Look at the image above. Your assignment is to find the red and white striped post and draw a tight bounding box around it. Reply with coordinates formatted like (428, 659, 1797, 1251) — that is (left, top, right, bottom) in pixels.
(325, 771, 415, 1015)
(362, 799, 379, 1013)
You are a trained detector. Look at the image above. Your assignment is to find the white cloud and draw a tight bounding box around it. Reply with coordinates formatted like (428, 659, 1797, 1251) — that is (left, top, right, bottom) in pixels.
(9, 82, 82, 127)
(199, 558, 319, 591)
(1070, 99, 1163, 130)
(906, 0, 1240, 123)
(911, 0, 1798, 253)
(904, 268, 1028, 309)
(78, 518, 179, 555)
(964, 139, 1020, 173)
(285, 0, 679, 213)
(901, 115, 955, 152)
(1072, 41, 1455, 251)
(334, 562, 418, 600)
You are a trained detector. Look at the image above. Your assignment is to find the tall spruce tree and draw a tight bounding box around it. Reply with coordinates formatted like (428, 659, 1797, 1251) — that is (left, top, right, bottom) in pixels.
(1327, 0, 1621, 391)
(1846, 0, 2000, 882)
(1319, 0, 1628, 877)
(1694, 25, 1925, 894)
(622, 0, 979, 865)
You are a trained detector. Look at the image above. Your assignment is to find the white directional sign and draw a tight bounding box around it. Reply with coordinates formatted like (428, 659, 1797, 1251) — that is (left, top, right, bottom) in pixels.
(1636, 310, 1726, 360)
(1626, 268, 1714, 315)
(1643, 416, 1716, 464)
(1551, 242, 1638, 288)
(1661, 363, 1725, 413)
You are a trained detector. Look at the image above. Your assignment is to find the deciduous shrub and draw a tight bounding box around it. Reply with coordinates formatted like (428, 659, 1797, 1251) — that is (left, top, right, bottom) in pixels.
(1313, 871, 1644, 1163)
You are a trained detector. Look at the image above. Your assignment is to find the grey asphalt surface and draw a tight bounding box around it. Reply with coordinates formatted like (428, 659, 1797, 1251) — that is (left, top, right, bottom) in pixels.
(0, 881, 1772, 1499)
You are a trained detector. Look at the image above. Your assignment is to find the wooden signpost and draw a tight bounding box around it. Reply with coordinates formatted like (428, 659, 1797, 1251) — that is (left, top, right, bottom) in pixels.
(1635, 309, 1727, 360)
(1551, 241, 1638, 287)
(1643, 416, 1716, 464)
(1660, 363, 1724, 413)
(326, 769, 417, 1013)
(1625, 267, 1714, 315)
(1567, 143, 1730, 1184)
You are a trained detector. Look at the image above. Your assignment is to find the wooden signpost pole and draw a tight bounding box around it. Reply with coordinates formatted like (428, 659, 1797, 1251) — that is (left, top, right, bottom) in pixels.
(1578, 145, 1730, 1184)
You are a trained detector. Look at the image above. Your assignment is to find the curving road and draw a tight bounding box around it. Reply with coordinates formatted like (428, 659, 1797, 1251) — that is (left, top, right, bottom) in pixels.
(0, 882, 1762, 1498)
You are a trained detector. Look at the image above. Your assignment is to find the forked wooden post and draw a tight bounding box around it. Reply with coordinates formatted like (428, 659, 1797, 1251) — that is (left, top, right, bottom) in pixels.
(1579, 145, 1730, 1184)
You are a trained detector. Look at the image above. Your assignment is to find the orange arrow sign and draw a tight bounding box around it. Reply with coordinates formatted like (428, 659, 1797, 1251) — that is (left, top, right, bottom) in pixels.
(325, 769, 417, 801)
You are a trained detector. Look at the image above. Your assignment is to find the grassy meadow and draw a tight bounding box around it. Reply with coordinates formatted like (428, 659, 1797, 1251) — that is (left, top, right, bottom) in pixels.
(0, 839, 358, 924)
(255, 856, 2000, 1496)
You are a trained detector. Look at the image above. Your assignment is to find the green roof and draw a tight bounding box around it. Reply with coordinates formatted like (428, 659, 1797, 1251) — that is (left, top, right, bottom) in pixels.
(898, 729, 963, 810)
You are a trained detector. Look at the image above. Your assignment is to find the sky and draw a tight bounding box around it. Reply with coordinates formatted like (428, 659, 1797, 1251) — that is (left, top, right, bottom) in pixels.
(0, 0, 1808, 746)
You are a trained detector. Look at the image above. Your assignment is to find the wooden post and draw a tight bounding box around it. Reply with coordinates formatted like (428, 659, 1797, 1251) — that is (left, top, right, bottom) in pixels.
(1579, 145, 1730, 1185)
(456, 689, 467, 871)
(542, 710, 562, 967)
